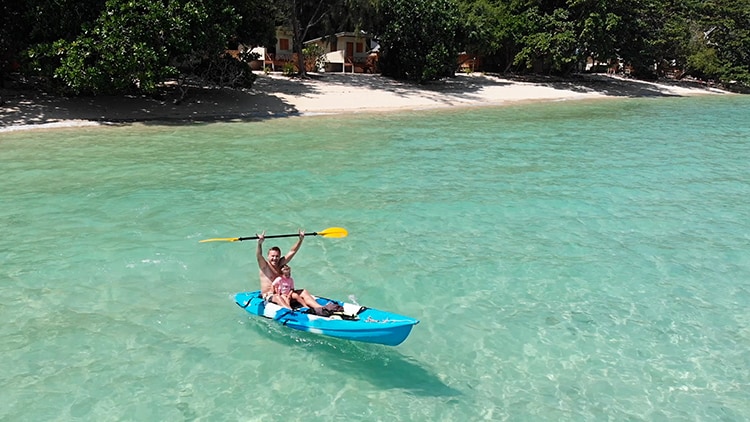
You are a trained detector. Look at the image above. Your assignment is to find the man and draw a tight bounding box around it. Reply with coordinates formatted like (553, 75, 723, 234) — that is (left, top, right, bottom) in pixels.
(256, 230, 322, 311)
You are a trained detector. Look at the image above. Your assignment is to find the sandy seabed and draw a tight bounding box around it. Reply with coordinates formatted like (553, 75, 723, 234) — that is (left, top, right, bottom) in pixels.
(0, 72, 732, 133)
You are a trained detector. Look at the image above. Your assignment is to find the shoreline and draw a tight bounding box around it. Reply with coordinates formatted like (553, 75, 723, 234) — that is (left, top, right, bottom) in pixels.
(0, 72, 733, 133)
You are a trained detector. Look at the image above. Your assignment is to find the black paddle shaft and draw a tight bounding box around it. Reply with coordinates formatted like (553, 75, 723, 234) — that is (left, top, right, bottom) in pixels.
(236, 232, 318, 241)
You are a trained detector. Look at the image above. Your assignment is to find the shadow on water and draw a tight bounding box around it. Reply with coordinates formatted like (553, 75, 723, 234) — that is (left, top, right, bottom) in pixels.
(245, 317, 461, 398)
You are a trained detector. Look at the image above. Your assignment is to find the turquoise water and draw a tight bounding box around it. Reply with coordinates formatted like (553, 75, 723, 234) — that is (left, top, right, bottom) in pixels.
(2, 95, 750, 421)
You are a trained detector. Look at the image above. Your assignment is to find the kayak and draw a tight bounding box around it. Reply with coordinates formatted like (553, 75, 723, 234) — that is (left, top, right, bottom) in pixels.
(235, 290, 419, 346)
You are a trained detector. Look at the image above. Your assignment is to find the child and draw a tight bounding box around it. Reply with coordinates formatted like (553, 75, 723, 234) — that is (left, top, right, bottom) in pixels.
(271, 264, 295, 309)
(273, 264, 338, 315)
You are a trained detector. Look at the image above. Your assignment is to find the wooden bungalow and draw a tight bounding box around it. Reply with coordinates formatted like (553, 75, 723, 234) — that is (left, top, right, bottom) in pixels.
(304, 32, 377, 73)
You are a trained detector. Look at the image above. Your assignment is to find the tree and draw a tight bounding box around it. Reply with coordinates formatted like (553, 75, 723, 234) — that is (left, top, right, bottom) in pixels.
(1, 0, 105, 85)
(378, 0, 463, 83)
(33, 1, 179, 94)
(0, 0, 29, 83)
(275, 0, 330, 77)
(232, 0, 280, 49)
(456, 0, 518, 72)
(15, 0, 278, 95)
(687, 0, 750, 87)
(569, 0, 627, 71)
(512, 6, 577, 74)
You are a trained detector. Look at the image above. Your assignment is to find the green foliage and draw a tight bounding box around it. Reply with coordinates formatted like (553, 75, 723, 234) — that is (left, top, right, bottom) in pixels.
(513, 7, 577, 74)
(1, 0, 100, 79)
(282, 62, 297, 77)
(687, 0, 750, 86)
(303, 44, 327, 72)
(28, 0, 178, 94)
(452, 0, 750, 87)
(21, 0, 264, 95)
(6, 0, 750, 92)
(378, 0, 462, 83)
(458, 0, 510, 57)
(687, 45, 724, 79)
(576, 7, 625, 65)
(232, 0, 280, 48)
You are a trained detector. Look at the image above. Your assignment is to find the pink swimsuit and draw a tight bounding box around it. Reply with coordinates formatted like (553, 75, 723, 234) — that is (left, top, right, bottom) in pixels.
(272, 275, 295, 295)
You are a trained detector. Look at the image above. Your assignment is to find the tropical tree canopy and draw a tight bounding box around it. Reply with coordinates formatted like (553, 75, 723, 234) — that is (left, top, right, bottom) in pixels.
(1, 0, 748, 93)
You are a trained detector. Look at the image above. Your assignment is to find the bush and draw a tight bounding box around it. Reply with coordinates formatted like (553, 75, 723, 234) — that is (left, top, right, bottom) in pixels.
(302, 44, 326, 72)
(282, 62, 296, 77)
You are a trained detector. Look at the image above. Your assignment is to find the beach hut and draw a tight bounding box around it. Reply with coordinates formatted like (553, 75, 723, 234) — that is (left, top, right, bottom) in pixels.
(304, 32, 376, 73)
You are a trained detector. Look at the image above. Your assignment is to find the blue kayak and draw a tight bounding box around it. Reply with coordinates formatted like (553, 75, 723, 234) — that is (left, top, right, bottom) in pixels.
(235, 290, 419, 346)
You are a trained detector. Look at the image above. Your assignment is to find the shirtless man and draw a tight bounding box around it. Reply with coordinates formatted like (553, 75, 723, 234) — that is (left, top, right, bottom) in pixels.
(256, 230, 322, 311)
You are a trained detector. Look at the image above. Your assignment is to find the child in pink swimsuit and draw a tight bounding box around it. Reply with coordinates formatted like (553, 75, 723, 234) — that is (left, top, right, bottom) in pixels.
(272, 264, 295, 309)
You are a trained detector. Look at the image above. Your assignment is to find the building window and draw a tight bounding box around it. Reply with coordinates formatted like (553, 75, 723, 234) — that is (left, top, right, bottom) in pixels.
(280, 38, 290, 51)
(356, 42, 364, 53)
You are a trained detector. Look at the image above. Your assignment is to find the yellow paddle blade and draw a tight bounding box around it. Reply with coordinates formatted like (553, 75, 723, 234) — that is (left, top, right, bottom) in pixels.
(198, 237, 241, 243)
(318, 227, 348, 238)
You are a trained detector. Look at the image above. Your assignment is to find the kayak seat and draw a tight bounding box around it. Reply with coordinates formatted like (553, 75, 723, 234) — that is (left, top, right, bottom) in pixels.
(343, 303, 366, 316)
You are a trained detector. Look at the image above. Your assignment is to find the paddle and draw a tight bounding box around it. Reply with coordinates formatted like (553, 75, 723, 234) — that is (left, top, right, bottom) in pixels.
(199, 227, 348, 243)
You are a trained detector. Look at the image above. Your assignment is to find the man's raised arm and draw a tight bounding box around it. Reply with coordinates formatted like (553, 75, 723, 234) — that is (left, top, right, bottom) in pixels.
(282, 229, 305, 264)
(256, 231, 269, 271)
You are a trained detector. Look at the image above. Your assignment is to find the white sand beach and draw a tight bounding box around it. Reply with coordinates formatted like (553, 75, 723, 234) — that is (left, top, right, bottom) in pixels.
(0, 72, 732, 133)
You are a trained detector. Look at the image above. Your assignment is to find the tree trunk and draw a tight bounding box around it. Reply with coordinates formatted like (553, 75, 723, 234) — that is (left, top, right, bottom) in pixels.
(290, 7, 307, 77)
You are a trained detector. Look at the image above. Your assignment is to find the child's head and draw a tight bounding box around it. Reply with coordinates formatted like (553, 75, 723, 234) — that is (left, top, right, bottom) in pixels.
(281, 264, 291, 276)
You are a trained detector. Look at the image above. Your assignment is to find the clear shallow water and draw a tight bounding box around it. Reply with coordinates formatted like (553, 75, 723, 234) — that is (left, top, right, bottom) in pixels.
(2, 95, 750, 421)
